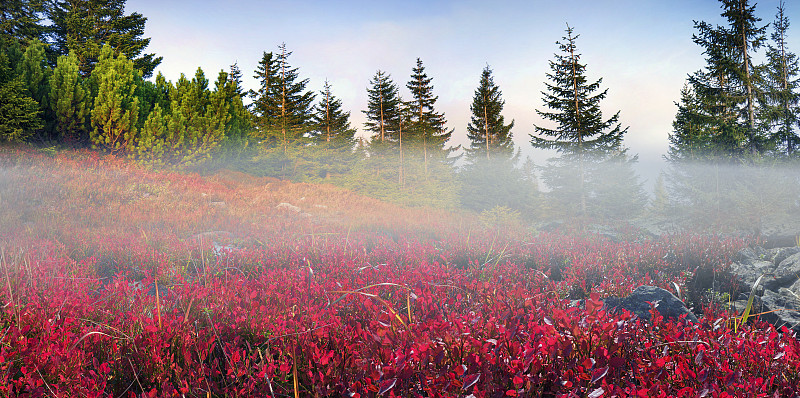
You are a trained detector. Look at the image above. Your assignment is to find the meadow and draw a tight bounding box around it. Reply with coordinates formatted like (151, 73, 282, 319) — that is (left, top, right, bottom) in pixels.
(0, 147, 798, 397)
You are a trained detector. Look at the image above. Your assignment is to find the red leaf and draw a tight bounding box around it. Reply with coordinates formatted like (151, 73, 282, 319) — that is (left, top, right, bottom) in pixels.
(378, 378, 396, 395)
(590, 366, 609, 384)
(513, 375, 524, 386)
(463, 373, 480, 390)
(506, 390, 518, 397)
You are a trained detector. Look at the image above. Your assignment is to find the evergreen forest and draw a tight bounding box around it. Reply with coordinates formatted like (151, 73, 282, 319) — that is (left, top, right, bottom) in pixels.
(2, 0, 799, 230)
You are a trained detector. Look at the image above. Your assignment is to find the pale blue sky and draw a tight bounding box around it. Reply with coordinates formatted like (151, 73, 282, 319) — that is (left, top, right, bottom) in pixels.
(127, 0, 799, 183)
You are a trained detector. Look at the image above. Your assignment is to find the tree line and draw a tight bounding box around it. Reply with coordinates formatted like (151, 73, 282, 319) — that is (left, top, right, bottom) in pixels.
(1, 0, 798, 228)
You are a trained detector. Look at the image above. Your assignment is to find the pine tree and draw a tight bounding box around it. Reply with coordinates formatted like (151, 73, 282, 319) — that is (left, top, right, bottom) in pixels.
(214, 69, 250, 146)
(15, 37, 49, 139)
(465, 65, 514, 163)
(759, 1, 800, 157)
(363, 70, 401, 144)
(47, 0, 162, 77)
(160, 68, 225, 166)
(531, 24, 626, 219)
(16, 38, 49, 107)
(89, 45, 139, 153)
(50, 51, 89, 145)
(0, 50, 42, 142)
(134, 102, 167, 166)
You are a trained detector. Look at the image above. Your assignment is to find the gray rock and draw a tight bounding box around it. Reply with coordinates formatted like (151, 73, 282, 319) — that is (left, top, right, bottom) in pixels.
(730, 258, 775, 289)
(773, 253, 800, 288)
(770, 247, 800, 267)
(604, 286, 698, 323)
(759, 290, 800, 333)
(728, 246, 800, 333)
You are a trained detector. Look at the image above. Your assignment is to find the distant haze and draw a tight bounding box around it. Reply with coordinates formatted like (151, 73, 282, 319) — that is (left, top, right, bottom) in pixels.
(128, 0, 800, 187)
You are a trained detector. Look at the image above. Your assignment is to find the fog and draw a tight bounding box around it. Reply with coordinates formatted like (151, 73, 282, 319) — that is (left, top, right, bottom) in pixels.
(1, 149, 799, 244)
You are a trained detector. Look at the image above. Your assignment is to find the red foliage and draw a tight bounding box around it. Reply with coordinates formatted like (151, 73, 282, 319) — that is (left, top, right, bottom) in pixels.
(0, 148, 798, 397)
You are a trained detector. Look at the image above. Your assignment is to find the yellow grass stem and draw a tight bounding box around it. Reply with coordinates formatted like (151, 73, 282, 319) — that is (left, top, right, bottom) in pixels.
(293, 348, 299, 398)
(155, 280, 162, 330)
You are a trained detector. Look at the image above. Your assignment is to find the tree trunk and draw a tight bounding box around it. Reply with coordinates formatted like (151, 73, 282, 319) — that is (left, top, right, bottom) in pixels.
(741, 0, 756, 155)
(484, 100, 490, 161)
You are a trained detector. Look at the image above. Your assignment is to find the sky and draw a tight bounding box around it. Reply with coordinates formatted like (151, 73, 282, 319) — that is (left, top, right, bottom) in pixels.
(127, 0, 799, 186)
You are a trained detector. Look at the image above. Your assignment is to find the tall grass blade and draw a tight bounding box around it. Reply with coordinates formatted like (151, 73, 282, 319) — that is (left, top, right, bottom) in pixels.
(737, 273, 765, 332)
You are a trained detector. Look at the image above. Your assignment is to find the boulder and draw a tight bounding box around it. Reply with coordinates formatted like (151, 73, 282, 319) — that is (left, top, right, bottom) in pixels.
(760, 289, 800, 333)
(728, 246, 800, 333)
(604, 285, 698, 323)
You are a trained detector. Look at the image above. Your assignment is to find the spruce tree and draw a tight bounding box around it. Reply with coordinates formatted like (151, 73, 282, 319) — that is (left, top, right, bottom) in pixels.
(465, 65, 514, 162)
(90, 45, 139, 153)
(759, 1, 800, 157)
(363, 70, 401, 144)
(0, 0, 46, 46)
(300, 80, 356, 179)
(405, 58, 454, 175)
(47, 0, 162, 77)
(677, 0, 768, 160)
(229, 62, 245, 97)
(0, 50, 42, 142)
(722, 0, 767, 154)
(310, 80, 355, 147)
(50, 51, 89, 145)
(249, 44, 314, 154)
(250, 51, 279, 144)
(531, 24, 626, 219)
(667, 84, 715, 161)
(460, 65, 527, 215)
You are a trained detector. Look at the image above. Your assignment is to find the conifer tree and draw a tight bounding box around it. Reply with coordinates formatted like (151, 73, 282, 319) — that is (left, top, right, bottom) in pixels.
(250, 51, 279, 144)
(465, 65, 514, 163)
(363, 70, 401, 144)
(160, 68, 225, 166)
(214, 69, 250, 146)
(0, 50, 42, 142)
(229, 62, 245, 97)
(249, 44, 314, 154)
(15, 38, 49, 139)
(310, 80, 355, 147)
(531, 24, 626, 219)
(675, 0, 768, 160)
(134, 103, 167, 165)
(50, 51, 88, 144)
(759, 1, 800, 157)
(405, 58, 454, 175)
(90, 45, 139, 153)
(1, 0, 46, 46)
(297, 80, 356, 179)
(17, 39, 49, 107)
(47, 0, 162, 77)
(723, 0, 767, 153)
(668, 84, 714, 161)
